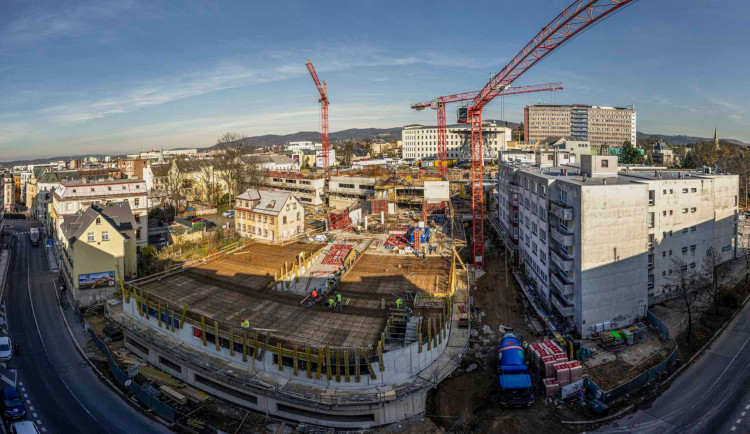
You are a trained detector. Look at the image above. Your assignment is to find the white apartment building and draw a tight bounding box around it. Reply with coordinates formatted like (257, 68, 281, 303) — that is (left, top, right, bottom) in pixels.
(401, 121, 510, 162)
(328, 176, 376, 210)
(260, 173, 326, 206)
(497, 154, 738, 337)
(285, 141, 320, 153)
(52, 179, 149, 249)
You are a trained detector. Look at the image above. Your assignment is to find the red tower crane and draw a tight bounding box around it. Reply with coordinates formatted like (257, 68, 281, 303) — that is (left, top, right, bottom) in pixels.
(460, 0, 637, 270)
(411, 82, 563, 178)
(305, 60, 330, 174)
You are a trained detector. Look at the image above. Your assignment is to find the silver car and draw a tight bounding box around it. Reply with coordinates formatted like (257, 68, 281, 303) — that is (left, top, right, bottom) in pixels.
(0, 337, 13, 361)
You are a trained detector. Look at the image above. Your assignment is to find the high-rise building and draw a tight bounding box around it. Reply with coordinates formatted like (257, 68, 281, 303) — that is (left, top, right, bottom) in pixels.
(401, 121, 511, 161)
(524, 104, 636, 148)
(497, 154, 737, 336)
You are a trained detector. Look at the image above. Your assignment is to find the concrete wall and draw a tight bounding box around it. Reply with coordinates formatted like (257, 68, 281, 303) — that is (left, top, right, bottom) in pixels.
(572, 182, 649, 336)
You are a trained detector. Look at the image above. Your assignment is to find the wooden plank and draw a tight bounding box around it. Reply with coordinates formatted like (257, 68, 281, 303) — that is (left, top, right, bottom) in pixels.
(180, 304, 188, 329)
(363, 351, 376, 380)
(316, 348, 324, 380)
(355, 348, 361, 382)
(293, 345, 298, 377)
(229, 328, 235, 357)
(325, 346, 332, 381)
(214, 320, 220, 351)
(306, 347, 312, 379)
(242, 331, 248, 363)
(277, 343, 283, 371)
(200, 316, 207, 346)
(344, 350, 350, 383)
(157, 301, 162, 328)
(335, 349, 341, 382)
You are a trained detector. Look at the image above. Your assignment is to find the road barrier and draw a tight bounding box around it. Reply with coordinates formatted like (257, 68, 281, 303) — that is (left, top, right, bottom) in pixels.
(85, 320, 176, 423)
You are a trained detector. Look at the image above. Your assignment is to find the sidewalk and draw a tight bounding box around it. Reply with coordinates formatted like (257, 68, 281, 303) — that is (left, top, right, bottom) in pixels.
(0, 250, 9, 294)
(45, 241, 59, 273)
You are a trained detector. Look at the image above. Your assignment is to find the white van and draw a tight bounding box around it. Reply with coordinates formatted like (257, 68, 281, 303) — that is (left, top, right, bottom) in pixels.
(10, 421, 40, 434)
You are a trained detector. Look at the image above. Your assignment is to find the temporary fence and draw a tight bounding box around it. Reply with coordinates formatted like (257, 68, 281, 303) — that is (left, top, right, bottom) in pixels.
(586, 346, 678, 404)
(647, 310, 670, 340)
(85, 320, 176, 423)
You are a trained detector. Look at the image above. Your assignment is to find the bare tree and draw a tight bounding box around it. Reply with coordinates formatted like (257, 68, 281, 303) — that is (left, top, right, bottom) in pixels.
(702, 251, 733, 316)
(215, 132, 265, 201)
(198, 164, 222, 208)
(739, 233, 750, 289)
(164, 161, 185, 215)
(665, 258, 704, 345)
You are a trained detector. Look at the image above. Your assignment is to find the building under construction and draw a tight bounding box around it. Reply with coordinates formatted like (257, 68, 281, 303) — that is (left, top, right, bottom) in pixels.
(120, 236, 469, 429)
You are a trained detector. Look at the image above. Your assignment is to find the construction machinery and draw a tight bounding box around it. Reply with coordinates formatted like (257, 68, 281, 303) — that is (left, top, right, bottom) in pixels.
(458, 0, 638, 269)
(497, 332, 534, 407)
(305, 59, 330, 174)
(410, 82, 563, 178)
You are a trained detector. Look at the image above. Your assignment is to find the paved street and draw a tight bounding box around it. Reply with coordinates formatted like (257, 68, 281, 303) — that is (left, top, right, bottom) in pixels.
(599, 290, 750, 433)
(2, 220, 169, 433)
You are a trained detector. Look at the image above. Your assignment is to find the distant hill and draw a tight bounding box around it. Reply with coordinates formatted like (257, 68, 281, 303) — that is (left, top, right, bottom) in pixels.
(637, 131, 748, 146)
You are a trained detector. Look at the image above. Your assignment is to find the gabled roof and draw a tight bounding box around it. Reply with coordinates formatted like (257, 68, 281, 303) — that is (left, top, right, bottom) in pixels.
(150, 164, 171, 177)
(61, 201, 137, 243)
(236, 188, 298, 216)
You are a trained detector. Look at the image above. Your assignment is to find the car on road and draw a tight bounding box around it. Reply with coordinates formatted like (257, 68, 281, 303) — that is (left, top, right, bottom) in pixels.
(1, 386, 26, 420)
(0, 337, 13, 361)
(222, 209, 235, 218)
(10, 421, 40, 434)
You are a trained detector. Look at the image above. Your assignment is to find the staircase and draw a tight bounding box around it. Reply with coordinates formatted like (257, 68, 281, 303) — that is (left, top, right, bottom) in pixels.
(404, 316, 421, 345)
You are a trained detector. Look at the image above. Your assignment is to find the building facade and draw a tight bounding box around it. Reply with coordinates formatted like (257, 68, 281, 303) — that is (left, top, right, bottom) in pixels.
(59, 202, 138, 307)
(235, 189, 305, 242)
(496, 154, 737, 337)
(2, 172, 14, 213)
(401, 121, 511, 161)
(524, 105, 636, 148)
(52, 179, 149, 249)
(260, 173, 325, 206)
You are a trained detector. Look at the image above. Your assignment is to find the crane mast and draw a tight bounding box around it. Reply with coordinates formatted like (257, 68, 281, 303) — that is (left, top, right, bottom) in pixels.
(463, 0, 637, 270)
(306, 60, 330, 174)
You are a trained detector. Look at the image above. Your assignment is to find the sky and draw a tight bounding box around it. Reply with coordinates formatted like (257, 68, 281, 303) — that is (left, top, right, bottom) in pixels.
(1, 0, 749, 161)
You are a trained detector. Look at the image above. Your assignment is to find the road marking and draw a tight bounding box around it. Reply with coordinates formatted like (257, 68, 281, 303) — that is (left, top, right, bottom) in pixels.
(709, 336, 750, 391)
(20, 387, 25, 392)
(35, 420, 41, 425)
(29, 406, 33, 411)
(731, 427, 736, 431)
(23, 393, 27, 398)
(32, 413, 37, 417)
(25, 400, 30, 404)
(746, 405, 750, 410)
(40, 428, 46, 432)
(737, 419, 742, 424)
(743, 412, 747, 417)
(25, 238, 102, 424)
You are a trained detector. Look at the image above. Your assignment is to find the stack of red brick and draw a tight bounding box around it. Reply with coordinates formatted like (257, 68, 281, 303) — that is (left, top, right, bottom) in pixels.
(530, 340, 582, 397)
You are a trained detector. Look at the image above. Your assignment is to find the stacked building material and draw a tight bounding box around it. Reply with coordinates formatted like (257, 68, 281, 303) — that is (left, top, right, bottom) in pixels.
(371, 199, 389, 215)
(322, 244, 352, 265)
(554, 362, 571, 386)
(541, 355, 556, 378)
(543, 378, 560, 397)
(328, 210, 352, 230)
(568, 361, 582, 382)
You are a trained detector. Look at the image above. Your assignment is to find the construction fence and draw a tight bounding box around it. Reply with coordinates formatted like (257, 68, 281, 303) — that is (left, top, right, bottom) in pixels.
(647, 310, 670, 340)
(85, 319, 176, 423)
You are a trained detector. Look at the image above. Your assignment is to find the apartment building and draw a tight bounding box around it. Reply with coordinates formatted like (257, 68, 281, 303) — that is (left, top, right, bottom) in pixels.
(59, 202, 138, 307)
(260, 172, 325, 206)
(401, 121, 510, 161)
(2, 172, 14, 213)
(327, 176, 376, 210)
(524, 104, 636, 148)
(234, 189, 305, 242)
(497, 154, 737, 337)
(52, 179, 148, 249)
(117, 157, 149, 179)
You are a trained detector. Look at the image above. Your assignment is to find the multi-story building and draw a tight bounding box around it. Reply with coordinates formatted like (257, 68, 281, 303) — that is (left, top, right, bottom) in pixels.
(234, 189, 305, 242)
(52, 179, 148, 249)
(524, 104, 636, 148)
(261, 172, 325, 206)
(651, 141, 674, 166)
(328, 176, 376, 210)
(285, 141, 319, 153)
(59, 202, 138, 306)
(497, 154, 737, 336)
(2, 172, 15, 213)
(401, 121, 511, 162)
(117, 157, 149, 179)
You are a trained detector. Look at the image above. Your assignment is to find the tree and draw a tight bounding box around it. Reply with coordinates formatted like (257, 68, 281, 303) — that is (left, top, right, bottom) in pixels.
(681, 149, 697, 169)
(664, 258, 704, 345)
(343, 143, 354, 166)
(739, 233, 750, 290)
(702, 250, 732, 316)
(198, 164, 222, 208)
(164, 160, 185, 216)
(215, 132, 249, 201)
(619, 140, 644, 164)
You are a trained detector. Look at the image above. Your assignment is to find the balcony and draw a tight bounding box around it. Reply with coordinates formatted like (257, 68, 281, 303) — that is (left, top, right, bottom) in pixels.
(550, 226, 574, 247)
(550, 201, 573, 221)
(551, 249, 574, 272)
(551, 293, 574, 318)
(550, 272, 574, 297)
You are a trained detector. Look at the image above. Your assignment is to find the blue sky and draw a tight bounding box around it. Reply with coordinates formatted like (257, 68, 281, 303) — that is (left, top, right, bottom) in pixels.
(1, 0, 749, 161)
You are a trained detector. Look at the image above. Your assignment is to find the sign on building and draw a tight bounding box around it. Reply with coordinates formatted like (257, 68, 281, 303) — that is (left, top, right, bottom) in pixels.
(561, 378, 585, 400)
(78, 271, 116, 289)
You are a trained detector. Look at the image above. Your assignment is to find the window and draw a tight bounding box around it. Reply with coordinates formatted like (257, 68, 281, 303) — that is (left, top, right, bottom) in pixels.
(134, 198, 140, 207)
(559, 189, 568, 204)
(690, 207, 696, 212)
(691, 226, 696, 232)
(670, 189, 674, 194)
(682, 228, 688, 233)
(669, 210, 673, 215)
(283, 216, 287, 224)
(682, 188, 688, 193)
(690, 262, 696, 268)
(669, 231, 673, 236)
(270, 216, 274, 224)
(663, 211, 667, 216)
(601, 160, 609, 168)
(669, 250, 672, 256)
(102, 231, 109, 241)
(87, 232, 95, 242)
(648, 212, 655, 228)
(682, 208, 688, 213)
(648, 190, 655, 205)
(682, 247, 688, 254)
(723, 245, 732, 252)
(263, 229, 268, 237)
(662, 251, 666, 257)
(96, 217, 101, 225)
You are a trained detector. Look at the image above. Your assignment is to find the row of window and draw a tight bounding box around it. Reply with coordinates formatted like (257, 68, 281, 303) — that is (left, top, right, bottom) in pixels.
(87, 231, 110, 242)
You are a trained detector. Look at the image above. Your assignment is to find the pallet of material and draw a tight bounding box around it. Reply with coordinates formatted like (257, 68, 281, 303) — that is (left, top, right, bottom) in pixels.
(568, 361, 582, 382)
(554, 361, 571, 386)
(159, 385, 187, 405)
(541, 355, 556, 378)
(543, 378, 560, 397)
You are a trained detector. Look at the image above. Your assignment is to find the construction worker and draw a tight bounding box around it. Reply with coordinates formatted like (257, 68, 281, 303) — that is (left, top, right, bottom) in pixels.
(326, 298, 336, 309)
(311, 289, 320, 302)
(335, 291, 342, 312)
(395, 298, 403, 309)
(241, 318, 250, 329)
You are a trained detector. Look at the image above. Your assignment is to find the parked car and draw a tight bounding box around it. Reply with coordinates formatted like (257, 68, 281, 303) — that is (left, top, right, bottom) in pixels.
(157, 237, 168, 247)
(0, 337, 13, 361)
(1, 386, 26, 420)
(10, 421, 40, 434)
(189, 216, 203, 223)
(222, 209, 235, 218)
(183, 215, 197, 222)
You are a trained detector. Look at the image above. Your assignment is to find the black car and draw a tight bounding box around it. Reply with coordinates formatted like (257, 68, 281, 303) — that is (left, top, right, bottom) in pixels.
(1, 386, 26, 420)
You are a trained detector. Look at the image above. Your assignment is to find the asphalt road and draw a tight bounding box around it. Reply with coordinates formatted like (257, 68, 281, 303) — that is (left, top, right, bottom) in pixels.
(2, 220, 169, 433)
(599, 290, 750, 433)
